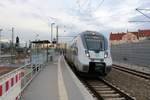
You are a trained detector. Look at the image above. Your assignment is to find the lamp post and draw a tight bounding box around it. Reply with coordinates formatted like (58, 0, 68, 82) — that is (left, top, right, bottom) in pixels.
(11, 27, 14, 64)
(0, 29, 3, 62)
(56, 25, 59, 44)
(51, 23, 55, 42)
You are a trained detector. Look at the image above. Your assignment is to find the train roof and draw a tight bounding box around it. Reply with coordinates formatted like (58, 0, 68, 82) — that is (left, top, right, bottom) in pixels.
(71, 31, 105, 41)
(80, 31, 104, 36)
(79, 31, 105, 38)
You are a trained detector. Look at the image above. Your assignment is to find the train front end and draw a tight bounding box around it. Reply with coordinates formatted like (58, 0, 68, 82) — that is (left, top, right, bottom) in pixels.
(81, 31, 112, 76)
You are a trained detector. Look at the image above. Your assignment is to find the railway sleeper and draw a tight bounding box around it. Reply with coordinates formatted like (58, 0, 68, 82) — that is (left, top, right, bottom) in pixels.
(89, 83, 104, 86)
(94, 87, 112, 91)
(101, 93, 121, 98)
(92, 85, 108, 88)
(105, 98, 125, 100)
(97, 90, 115, 94)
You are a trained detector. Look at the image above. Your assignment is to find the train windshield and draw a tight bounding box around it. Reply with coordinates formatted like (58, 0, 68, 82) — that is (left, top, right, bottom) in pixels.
(86, 39, 104, 51)
(84, 34, 108, 51)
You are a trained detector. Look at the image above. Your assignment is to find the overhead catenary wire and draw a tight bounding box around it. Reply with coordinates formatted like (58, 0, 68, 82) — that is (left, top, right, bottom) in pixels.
(129, 21, 150, 23)
(93, 0, 104, 12)
(137, 8, 150, 11)
(136, 8, 150, 20)
(76, 0, 105, 13)
(129, 8, 150, 23)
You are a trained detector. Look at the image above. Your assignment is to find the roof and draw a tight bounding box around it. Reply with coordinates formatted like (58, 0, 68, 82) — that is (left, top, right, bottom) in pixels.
(110, 29, 150, 40)
(130, 32, 138, 36)
(110, 32, 126, 40)
(31, 40, 50, 44)
(139, 30, 150, 37)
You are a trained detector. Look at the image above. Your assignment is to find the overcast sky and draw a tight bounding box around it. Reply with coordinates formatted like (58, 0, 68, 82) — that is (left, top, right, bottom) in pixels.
(0, 0, 150, 44)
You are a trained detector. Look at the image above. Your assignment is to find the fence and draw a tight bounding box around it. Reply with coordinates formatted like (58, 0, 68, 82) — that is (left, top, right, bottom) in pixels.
(111, 40, 150, 70)
(0, 62, 45, 100)
(0, 40, 54, 100)
(0, 48, 29, 67)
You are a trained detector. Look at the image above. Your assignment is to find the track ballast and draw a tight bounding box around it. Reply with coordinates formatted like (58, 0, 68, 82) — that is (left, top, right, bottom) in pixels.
(113, 64, 150, 80)
(81, 77, 135, 100)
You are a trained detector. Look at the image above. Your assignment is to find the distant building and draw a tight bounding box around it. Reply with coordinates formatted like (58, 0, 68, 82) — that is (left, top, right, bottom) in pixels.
(0, 42, 10, 54)
(110, 32, 126, 45)
(110, 32, 126, 41)
(122, 32, 139, 43)
(139, 29, 150, 39)
(110, 29, 150, 45)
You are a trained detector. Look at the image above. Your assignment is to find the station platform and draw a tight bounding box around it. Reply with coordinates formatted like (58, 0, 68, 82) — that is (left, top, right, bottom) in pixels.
(21, 55, 94, 100)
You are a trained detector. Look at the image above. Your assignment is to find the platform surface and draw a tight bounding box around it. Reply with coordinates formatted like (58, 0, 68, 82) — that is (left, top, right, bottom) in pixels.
(21, 55, 94, 100)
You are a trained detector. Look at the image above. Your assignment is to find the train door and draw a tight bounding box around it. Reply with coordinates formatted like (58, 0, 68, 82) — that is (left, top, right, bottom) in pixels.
(74, 42, 78, 67)
(71, 41, 78, 67)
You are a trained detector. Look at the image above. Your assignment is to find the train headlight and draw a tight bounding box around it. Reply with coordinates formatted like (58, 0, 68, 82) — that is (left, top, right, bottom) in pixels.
(86, 53, 90, 57)
(104, 52, 108, 58)
(85, 50, 90, 57)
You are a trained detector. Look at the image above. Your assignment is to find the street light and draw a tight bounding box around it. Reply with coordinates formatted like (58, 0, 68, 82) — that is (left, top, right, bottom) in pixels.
(51, 23, 55, 42)
(11, 27, 14, 64)
(0, 29, 3, 62)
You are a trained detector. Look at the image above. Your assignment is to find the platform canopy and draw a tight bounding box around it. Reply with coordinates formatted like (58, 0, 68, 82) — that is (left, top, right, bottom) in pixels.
(31, 40, 50, 44)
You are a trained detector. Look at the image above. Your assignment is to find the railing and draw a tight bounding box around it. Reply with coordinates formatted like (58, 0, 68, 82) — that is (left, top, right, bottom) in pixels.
(0, 63, 46, 100)
(0, 42, 55, 100)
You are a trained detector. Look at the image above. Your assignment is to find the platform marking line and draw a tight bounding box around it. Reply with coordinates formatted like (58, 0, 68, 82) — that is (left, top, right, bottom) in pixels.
(58, 56, 68, 100)
(63, 56, 94, 100)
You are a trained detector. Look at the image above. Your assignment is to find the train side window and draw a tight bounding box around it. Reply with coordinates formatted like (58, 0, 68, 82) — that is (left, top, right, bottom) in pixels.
(74, 47, 78, 56)
(71, 43, 75, 55)
(71, 42, 78, 56)
(74, 42, 78, 56)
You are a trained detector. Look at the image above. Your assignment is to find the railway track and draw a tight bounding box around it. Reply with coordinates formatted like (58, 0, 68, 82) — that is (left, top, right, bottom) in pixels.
(65, 58, 136, 100)
(113, 64, 150, 80)
(81, 78, 135, 100)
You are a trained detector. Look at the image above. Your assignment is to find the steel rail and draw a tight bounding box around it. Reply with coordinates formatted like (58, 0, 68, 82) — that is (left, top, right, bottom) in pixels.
(82, 78, 104, 100)
(65, 57, 135, 100)
(81, 78, 135, 100)
(113, 64, 150, 80)
(99, 78, 135, 100)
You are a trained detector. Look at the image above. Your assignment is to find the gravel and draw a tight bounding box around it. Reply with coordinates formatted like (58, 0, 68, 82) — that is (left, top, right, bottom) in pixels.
(0, 67, 17, 76)
(105, 68, 150, 100)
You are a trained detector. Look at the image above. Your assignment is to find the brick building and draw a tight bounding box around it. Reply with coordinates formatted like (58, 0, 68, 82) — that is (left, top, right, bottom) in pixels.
(110, 29, 150, 45)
